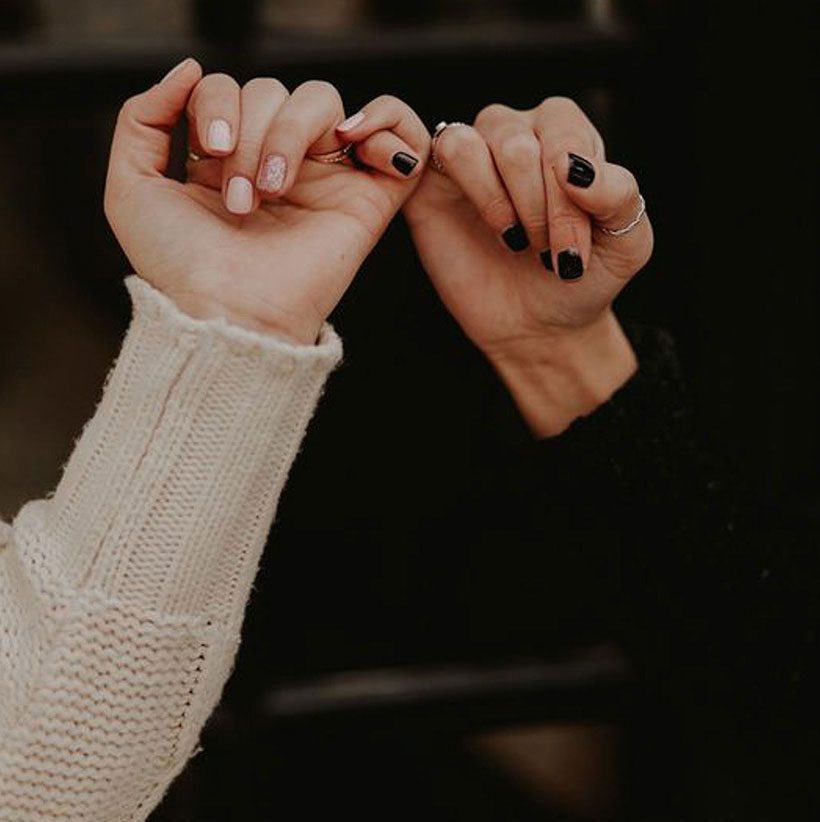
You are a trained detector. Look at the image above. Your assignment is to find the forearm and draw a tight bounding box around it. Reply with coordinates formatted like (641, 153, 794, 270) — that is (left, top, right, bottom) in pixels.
(0, 275, 341, 819)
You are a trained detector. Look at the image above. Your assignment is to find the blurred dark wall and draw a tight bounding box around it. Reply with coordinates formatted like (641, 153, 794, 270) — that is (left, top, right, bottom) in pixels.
(0, 1, 817, 819)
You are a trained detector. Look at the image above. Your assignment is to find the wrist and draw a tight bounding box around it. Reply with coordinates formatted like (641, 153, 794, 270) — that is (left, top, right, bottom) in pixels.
(152, 278, 321, 346)
(486, 312, 638, 438)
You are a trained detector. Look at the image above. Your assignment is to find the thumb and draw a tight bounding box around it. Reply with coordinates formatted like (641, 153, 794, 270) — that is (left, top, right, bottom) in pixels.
(106, 58, 202, 200)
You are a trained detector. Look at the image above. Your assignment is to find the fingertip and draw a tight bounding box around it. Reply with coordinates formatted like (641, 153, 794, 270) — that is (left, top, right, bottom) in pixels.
(257, 153, 289, 198)
(224, 175, 255, 215)
(391, 150, 421, 178)
(160, 56, 202, 86)
(554, 151, 597, 193)
(336, 110, 366, 134)
(206, 118, 234, 155)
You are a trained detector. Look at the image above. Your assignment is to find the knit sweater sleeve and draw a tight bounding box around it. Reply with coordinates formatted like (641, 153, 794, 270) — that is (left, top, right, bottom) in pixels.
(0, 275, 342, 820)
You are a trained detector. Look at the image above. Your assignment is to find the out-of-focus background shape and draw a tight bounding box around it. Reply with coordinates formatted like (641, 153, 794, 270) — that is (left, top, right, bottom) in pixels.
(0, 1, 815, 819)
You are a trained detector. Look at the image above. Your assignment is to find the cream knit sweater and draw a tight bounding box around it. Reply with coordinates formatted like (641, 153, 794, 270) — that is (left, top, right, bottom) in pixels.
(0, 275, 342, 820)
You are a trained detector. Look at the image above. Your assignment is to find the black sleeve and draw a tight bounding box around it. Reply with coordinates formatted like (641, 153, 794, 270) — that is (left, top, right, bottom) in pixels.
(512, 325, 820, 819)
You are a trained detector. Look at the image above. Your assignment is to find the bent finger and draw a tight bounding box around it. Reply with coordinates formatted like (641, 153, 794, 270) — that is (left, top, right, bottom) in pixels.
(543, 163, 592, 281)
(187, 72, 241, 157)
(429, 124, 523, 251)
(482, 124, 551, 257)
(352, 130, 423, 179)
(256, 79, 346, 198)
(221, 77, 289, 214)
(334, 94, 430, 168)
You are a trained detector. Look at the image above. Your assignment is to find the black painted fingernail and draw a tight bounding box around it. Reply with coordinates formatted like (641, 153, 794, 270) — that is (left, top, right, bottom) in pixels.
(568, 153, 595, 188)
(558, 249, 583, 280)
(502, 223, 529, 252)
(540, 249, 554, 271)
(392, 152, 419, 176)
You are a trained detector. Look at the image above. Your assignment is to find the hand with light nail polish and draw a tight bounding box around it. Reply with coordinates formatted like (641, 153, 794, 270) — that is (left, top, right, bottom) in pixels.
(104, 59, 429, 344)
(403, 98, 655, 436)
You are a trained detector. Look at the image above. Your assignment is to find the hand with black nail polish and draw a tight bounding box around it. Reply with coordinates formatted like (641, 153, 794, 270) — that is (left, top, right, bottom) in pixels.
(403, 95, 654, 435)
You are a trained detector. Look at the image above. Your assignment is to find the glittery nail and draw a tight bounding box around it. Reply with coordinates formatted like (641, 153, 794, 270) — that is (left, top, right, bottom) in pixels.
(258, 154, 287, 193)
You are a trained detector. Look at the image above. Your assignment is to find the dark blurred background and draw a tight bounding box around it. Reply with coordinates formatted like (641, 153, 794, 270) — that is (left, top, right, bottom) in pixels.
(0, 1, 816, 820)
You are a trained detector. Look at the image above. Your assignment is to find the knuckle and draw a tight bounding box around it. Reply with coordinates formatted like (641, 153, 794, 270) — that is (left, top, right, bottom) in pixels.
(520, 213, 549, 233)
(117, 95, 140, 123)
(436, 127, 480, 164)
(550, 199, 582, 225)
(372, 93, 401, 108)
(297, 79, 340, 101)
(203, 71, 236, 89)
(474, 103, 512, 129)
(539, 95, 583, 118)
(496, 132, 541, 170)
(546, 130, 575, 151)
(478, 192, 514, 227)
(242, 76, 287, 97)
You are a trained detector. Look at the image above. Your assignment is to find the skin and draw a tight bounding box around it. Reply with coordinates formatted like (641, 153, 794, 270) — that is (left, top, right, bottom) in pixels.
(399, 98, 654, 437)
(107, 60, 652, 437)
(105, 58, 429, 346)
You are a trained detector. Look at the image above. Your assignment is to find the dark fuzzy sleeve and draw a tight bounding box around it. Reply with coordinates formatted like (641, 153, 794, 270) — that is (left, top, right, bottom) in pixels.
(514, 324, 820, 819)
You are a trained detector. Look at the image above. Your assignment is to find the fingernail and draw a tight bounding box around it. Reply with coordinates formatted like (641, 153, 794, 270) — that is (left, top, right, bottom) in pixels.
(392, 152, 419, 176)
(226, 176, 253, 214)
(258, 154, 287, 193)
(502, 223, 529, 252)
(540, 249, 554, 271)
(568, 153, 595, 188)
(558, 249, 583, 280)
(207, 119, 232, 152)
(337, 111, 365, 132)
(161, 57, 192, 83)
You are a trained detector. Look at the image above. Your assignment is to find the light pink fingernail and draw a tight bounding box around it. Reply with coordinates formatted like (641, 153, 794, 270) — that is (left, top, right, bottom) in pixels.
(207, 119, 232, 152)
(226, 176, 253, 214)
(161, 57, 192, 83)
(258, 154, 287, 193)
(336, 111, 365, 132)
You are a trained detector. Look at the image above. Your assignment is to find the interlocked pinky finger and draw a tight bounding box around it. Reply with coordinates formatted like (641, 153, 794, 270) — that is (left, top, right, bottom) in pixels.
(334, 94, 430, 167)
(427, 124, 524, 251)
(353, 131, 423, 179)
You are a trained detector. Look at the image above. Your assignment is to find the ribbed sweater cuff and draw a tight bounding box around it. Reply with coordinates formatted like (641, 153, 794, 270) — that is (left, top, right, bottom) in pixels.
(15, 275, 342, 626)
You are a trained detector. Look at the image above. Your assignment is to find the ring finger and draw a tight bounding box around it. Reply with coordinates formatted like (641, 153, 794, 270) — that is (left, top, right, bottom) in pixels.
(255, 79, 346, 199)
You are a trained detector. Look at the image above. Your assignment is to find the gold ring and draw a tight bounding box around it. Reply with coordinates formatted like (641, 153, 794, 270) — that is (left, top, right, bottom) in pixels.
(306, 143, 354, 165)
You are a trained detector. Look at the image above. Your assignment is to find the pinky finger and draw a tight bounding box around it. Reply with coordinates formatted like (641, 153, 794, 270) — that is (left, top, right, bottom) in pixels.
(555, 153, 652, 254)
(353, 131, 422, 179)
(335, 94, 430, 165)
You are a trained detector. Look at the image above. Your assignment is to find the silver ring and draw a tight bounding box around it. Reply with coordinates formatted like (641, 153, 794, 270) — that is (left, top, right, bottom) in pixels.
(187, 147, 204, 163)
(307, 143, 354, 165)
(599, 194, 647, 237)
(430, 121, 469, 173)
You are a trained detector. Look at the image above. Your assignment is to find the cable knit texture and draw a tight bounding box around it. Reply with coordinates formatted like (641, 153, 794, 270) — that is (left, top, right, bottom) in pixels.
(0, 275, 342, 820)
